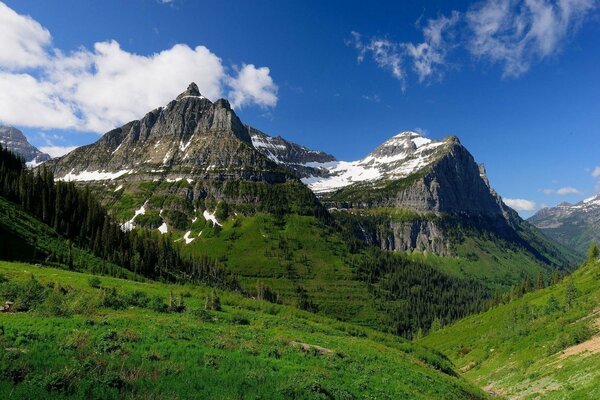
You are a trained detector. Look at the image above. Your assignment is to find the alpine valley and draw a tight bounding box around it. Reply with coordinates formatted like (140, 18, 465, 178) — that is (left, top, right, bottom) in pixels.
(0, 83, 596, 399)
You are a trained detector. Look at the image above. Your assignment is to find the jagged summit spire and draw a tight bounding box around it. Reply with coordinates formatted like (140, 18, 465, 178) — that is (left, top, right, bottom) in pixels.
(176, 82, 202, 100)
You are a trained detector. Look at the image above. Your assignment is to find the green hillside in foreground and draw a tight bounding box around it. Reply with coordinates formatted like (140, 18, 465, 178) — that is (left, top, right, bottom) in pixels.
(0, 262, 486, 399)
(420, 260, 600, 399)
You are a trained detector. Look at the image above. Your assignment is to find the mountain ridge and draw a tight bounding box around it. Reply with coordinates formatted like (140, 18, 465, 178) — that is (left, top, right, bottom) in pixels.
(0, 125, 51, 167)
(529, 194, 600, 255)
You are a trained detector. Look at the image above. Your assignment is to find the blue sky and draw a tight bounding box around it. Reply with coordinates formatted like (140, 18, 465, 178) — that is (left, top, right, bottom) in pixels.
(1, 0, 599, 217)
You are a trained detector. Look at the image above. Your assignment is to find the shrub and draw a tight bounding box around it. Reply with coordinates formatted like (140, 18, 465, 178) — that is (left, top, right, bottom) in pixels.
(88, 276, 101, 288)
(100, 287, 126, 310)
(230, 311, 250, 325)
(36, 289, 71, 317)
(148, 296, 168, 313)
(124, 290, 149, 308)
(193, 308, 214, 322)
(167, 291, 185, 313)
(205, 290, 221, 311)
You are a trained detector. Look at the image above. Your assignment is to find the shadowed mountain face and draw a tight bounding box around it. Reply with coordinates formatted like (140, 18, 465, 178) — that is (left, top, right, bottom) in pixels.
(0, 126, 51, 167)
(529, 195, 600, 256)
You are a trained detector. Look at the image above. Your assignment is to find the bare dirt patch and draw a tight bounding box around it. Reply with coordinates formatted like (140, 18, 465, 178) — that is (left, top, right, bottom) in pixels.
(290, 341, 334, 355)
(559, 317, 600, 359)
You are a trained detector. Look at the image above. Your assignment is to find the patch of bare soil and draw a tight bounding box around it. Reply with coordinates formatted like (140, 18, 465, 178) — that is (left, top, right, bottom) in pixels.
(559, 317, 600, 359)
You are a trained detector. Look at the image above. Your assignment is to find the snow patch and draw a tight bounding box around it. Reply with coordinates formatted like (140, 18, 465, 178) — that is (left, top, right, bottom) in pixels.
(179, 135, 194, 152)
(111, 142, 123, 155)
(157, 222, 168, 234)
(121, 201, 148, 232)
(203, 209, 222, 226)
(58, 169, 132, 182)
(183, 231, 195, 244)
(114, 185, 123, 192)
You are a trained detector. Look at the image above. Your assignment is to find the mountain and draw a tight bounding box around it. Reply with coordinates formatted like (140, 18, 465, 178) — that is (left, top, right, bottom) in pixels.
(529, 195, 600, 256)
(421, 260, 600, 399)
(41, 83, 497, 335)
(44, 83, 326, 228)
(45, 86, 577, 290)
(258, 130, 579, 284)
(0, 125, 51, 167)
(302, 131, 510, 218)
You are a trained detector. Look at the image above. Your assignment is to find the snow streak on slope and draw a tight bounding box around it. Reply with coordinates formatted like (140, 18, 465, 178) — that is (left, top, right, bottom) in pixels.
(301, 131, 445, 193)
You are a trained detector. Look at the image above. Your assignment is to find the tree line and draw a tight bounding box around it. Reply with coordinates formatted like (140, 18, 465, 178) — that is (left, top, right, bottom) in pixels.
(0, 145, 236, 288)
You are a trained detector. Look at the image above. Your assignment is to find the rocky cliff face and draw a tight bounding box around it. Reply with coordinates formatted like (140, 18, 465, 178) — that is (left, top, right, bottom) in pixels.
(529, 195, 600, 255)
(0, 126, 51, 167)
(248, 127, 335, 179)
(309, 133, 514, 219)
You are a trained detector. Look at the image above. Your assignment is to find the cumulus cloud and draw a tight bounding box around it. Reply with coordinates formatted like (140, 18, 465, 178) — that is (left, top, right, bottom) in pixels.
(0, 2, 278, 133)
(503, 197, 537, 211)
(466, 0, 595, 77)
(39, 145, 79, 158)
(592, 166, 600, 178)
(0, 2, 50, 69)
(543, 186, 583, 195)
(349, 13, 459, 87)
(228, 64, 278, 109)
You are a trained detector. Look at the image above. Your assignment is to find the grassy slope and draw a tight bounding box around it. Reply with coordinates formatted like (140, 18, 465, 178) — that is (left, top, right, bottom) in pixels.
(0, 261, 486, 400)
(420, 261, 600, 399)
(181, 213, 382, 327)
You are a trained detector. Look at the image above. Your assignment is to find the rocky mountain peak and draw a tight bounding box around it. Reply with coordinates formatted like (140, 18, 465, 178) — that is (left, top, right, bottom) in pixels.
(43, 83, 276, 181)
(176, 82, 203, 100)
(0, 125, 51, 167)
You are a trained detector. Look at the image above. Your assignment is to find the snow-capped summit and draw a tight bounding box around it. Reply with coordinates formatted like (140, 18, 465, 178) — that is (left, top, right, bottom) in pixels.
(300, 131, 447, 194)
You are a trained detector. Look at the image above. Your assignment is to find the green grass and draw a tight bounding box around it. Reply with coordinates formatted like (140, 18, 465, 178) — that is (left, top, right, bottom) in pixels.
(181, 213, 381, 327)
(420, 261, 600, 399)
(0, 261, 486, 399)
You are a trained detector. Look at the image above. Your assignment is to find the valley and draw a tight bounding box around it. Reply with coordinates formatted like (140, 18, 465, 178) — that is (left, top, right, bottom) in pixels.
(0, 1, 598, 394)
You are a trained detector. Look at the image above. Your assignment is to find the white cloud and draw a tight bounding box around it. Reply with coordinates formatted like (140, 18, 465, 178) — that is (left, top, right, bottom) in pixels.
(503, 197, 537, 211)
(556, 186, 582, 195)
(39, 145, 79, 158)
(350, 12, 459, 87)
(404, 11, 460, 82)
(228, 64, 278, 109)
(0, 2, 50, 69)
(543, 186, 583, 195)
(0, 3, 278, 133)
(350, 32, 406, 87)
(466, 0, 595, 77)
(592, 166, 600, 178)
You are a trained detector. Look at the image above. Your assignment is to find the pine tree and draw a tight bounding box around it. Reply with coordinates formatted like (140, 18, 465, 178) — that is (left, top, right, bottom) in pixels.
(564, 280, 578, 312)
(587, 242, 599, 262)
(535, 272, 545, 290)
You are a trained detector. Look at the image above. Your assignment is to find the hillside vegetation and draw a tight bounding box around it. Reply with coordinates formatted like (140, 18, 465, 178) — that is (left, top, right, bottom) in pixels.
(420, 260, 600, 399)
(0, 261, 486, 399)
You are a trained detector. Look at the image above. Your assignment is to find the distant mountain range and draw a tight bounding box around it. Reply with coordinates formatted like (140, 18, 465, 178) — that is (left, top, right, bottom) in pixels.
(529, 195, 600, 255)
(43, 83, 580, 288)
(0, 126, 51, 167)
